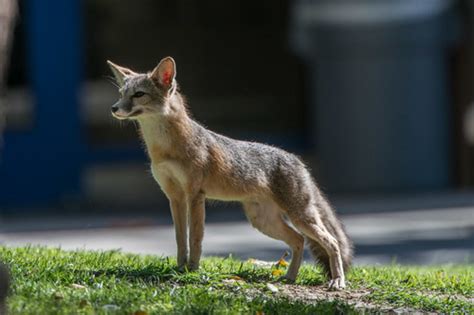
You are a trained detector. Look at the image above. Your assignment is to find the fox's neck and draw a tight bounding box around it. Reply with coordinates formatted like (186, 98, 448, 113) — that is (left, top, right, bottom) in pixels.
(137, 93, 193, 163)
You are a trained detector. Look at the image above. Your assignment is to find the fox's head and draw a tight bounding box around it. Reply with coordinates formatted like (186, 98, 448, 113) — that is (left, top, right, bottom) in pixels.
(107, 57, 177, 120)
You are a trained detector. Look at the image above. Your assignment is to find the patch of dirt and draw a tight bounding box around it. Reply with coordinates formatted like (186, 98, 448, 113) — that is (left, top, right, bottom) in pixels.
(277, 284, 437, 315)
(279, 284, 370, 303)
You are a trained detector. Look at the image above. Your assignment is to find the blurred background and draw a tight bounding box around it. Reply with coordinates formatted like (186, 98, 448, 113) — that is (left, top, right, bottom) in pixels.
(0, 0, 473, 265)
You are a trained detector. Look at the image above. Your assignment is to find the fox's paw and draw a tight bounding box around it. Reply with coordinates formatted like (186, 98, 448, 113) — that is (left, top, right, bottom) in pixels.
(187, 262, 200, 272)
(177, 263, 188, 272)
(327, 277, 346, 291)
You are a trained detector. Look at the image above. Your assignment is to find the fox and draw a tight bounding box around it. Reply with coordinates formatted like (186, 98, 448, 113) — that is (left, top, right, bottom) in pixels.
(107, 57, 353, 290)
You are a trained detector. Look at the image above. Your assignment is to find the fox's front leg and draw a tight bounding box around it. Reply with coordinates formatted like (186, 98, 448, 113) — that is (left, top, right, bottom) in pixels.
(170, 198, 188, 269)
(187, 192, 206, 271)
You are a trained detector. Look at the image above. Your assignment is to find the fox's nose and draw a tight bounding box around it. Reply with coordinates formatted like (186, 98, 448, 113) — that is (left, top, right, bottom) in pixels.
(111, 105, 119, 113)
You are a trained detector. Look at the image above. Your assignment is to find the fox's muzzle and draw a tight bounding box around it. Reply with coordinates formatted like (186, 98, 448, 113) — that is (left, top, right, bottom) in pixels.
(111, 99, 132, 114)
(111, 98, 144, 119)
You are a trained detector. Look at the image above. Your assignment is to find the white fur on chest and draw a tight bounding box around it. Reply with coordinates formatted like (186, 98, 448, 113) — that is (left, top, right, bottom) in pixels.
(139, 116, 188, 187)
(151, 160, 188, 188)
(140, 117, 171, 151)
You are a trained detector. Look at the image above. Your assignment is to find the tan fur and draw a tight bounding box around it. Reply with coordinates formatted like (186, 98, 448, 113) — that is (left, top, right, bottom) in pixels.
(108, 57, 353, 290)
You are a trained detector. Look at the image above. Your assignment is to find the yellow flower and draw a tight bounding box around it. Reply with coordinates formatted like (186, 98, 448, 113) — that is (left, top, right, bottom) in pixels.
(276, 258, 289, 268)
(229, 275, 243, 281)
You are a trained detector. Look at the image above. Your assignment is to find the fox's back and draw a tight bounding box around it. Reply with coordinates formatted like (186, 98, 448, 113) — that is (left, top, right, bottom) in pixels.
(195, 124, 310, 202)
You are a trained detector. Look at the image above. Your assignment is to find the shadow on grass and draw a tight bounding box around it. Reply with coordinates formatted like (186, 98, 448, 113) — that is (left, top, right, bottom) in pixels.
(88, 265, 276, 285)
(90, 264, 183, 283)
(86, 263, 327, 286)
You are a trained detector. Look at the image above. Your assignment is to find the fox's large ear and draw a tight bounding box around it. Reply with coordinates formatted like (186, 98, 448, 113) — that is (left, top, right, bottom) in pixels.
(107, 60, 137, 86)
(149, 57, 176, 92)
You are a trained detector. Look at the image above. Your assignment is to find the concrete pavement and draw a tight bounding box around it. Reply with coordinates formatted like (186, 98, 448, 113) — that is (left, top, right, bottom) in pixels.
(1, 204, 472, 265)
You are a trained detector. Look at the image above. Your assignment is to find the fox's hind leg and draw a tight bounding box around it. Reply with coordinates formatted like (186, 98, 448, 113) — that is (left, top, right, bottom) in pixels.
(243, 200, 304, 282)
(286, 208, 346, 290)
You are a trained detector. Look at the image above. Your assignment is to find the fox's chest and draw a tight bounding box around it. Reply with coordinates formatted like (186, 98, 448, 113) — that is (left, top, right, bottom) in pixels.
(151, 160, 188, 188)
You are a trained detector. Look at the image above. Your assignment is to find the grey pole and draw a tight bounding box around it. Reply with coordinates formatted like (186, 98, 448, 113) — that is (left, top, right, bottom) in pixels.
(0, 0, 16, 312)
(0, 0, 16, 148)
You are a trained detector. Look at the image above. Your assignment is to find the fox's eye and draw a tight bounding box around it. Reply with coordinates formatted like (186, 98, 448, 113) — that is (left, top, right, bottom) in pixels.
(132, 91, 145, 98)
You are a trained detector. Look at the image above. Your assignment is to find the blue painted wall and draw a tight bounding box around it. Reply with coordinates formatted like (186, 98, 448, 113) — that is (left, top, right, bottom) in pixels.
(0, 0, 84, 206)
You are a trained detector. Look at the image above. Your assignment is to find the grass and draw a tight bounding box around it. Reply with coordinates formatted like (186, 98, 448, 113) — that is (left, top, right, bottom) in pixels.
(1, 246, 473, 314)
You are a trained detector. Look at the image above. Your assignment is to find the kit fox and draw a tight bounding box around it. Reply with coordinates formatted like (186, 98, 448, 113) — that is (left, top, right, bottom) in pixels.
(108, 57, 353, 289)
